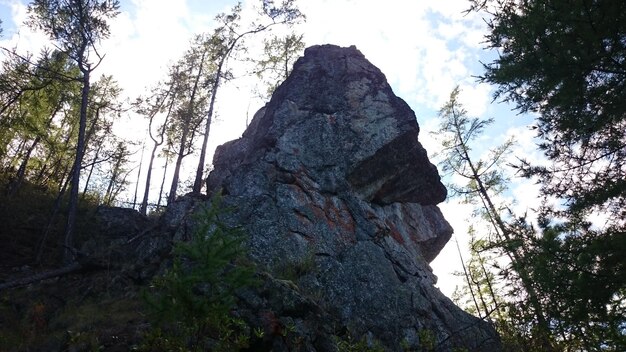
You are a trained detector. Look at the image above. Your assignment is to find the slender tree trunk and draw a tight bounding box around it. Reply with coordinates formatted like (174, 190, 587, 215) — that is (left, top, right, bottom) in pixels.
(8, 102, 60, 196)
(8, 137, 28, 170)
(140, 88, 173, 215)
(104, 147, 124, 206)
(35, 161, 48, 185)
(452, 112, 553, 350)
(192, 56, 223, 194)
(168, 125, 189, 205)
(476, 250, 504, 321)
(140, 144, 158, 215)
(63, 65, 90, 264)
(169, 51, 206, 203)
(111, 167, 132, 204)
(81, 143, 101, 199)
(157, 154, 169, 212)
(132, 143, 145, 209)
(49, 124, 76, 194)
(8, 136, 41, 196)
(469, 257, 492, 319)
(83, 106, 101, 155)
(456, 237, 482, 317)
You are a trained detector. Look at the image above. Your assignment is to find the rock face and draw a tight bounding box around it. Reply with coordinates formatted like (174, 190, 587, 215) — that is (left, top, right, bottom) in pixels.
(204, 44, 500, 351)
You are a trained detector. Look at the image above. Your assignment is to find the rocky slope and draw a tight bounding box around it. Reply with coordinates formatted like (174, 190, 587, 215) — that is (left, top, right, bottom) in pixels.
(196, 44, 501, 351)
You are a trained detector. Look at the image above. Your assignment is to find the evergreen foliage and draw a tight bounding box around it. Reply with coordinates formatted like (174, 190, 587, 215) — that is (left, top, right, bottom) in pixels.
(469, 0, 626, 223)
(465, 1, 626, 349)
(436, 87, 625, 351)
(191, 0, 305, 195)
(142, 195, 257, 351)
(254, 33, 305, 99)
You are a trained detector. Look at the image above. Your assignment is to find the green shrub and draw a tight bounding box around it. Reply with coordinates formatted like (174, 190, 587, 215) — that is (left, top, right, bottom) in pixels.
(274, 248, 317, 282)
(418, 329, 436, 351)
(335, 334, 386, 352)
(142, 195, 257, 351)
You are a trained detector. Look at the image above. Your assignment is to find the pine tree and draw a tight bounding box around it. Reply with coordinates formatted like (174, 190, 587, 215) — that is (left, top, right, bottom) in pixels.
(434, 87, 556, 351)
(254, 33, 305, 99)
(143, 194, 257, 351)
(27, 0, 120, 263)
(191, 0, 305, 194)
(468, 1, 626, 349)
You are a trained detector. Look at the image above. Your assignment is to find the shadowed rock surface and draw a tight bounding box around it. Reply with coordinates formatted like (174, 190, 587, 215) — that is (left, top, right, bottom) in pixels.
(200, 44, 501, 351)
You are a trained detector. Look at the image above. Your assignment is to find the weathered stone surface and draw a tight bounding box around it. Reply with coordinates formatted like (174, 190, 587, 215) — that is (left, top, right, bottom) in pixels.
(201, 44, 500, 351)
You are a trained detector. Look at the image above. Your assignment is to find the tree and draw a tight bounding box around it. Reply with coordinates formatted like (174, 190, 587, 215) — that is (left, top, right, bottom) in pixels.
(143, 194, 257, 351)
(80, 74, 122, 197)
(135, 76, 175, 215)
(254, 33, 304, 99)
(468, 1, 626, 349)
(0, 49, 79, 171)
(191, 0, 305, 195)
(102, 141, 132, 206)
(166, 45, 210, 205)
(468, 0, 625, 232)
(434, 87, 556, 351)
(0, 50, 78, 195)
(27, 0, 120, 263)
(436, 87, 626, 350)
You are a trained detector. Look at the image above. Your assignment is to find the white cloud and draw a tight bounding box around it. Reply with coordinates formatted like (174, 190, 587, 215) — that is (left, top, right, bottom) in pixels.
(458, 82, 492, 117)
(99, 0, 209, 100)
(0, 1, 49, 55)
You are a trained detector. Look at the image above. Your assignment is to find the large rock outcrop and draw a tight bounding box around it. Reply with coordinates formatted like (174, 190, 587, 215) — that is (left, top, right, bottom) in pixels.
(202, 44, 500, 351)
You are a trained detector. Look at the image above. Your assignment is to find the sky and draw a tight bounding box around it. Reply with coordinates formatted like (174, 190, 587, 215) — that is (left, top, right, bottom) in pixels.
(0, 0, 544, 299)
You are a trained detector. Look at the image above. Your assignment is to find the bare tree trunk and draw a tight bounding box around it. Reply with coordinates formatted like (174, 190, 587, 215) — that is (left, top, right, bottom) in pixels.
(63, 65, 90, 264)
(48, 125, 75, 195)
(157, 153, 169, 212)
(141, 144, 158, 214)
(476, 249, 504, 321)
(8, 103, 60, 196)
(167, 125, 189, 205)
(168, 51, 206, 204)
(455, 237, 482, 317)
(192, 57, 223, 194)
(8, 137, 28, 171)
(452, 111, 553, 350)
(104, 146, 124, 206)
(140, 90, 173, 215)
(132, 143, 145, 209)
(140, 145, 158, 214)
(81, 143, 101, 199)
(7, 136, 40, 196)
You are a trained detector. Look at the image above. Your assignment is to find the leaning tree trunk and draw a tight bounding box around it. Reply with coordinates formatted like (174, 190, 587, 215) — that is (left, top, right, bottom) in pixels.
(7, 136, 41, 196)
(168, 52, 205, 204)
(192, 57, 223, 194)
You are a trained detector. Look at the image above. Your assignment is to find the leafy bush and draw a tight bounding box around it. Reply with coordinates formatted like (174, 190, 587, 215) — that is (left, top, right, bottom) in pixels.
(142, 195, 257, 351)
